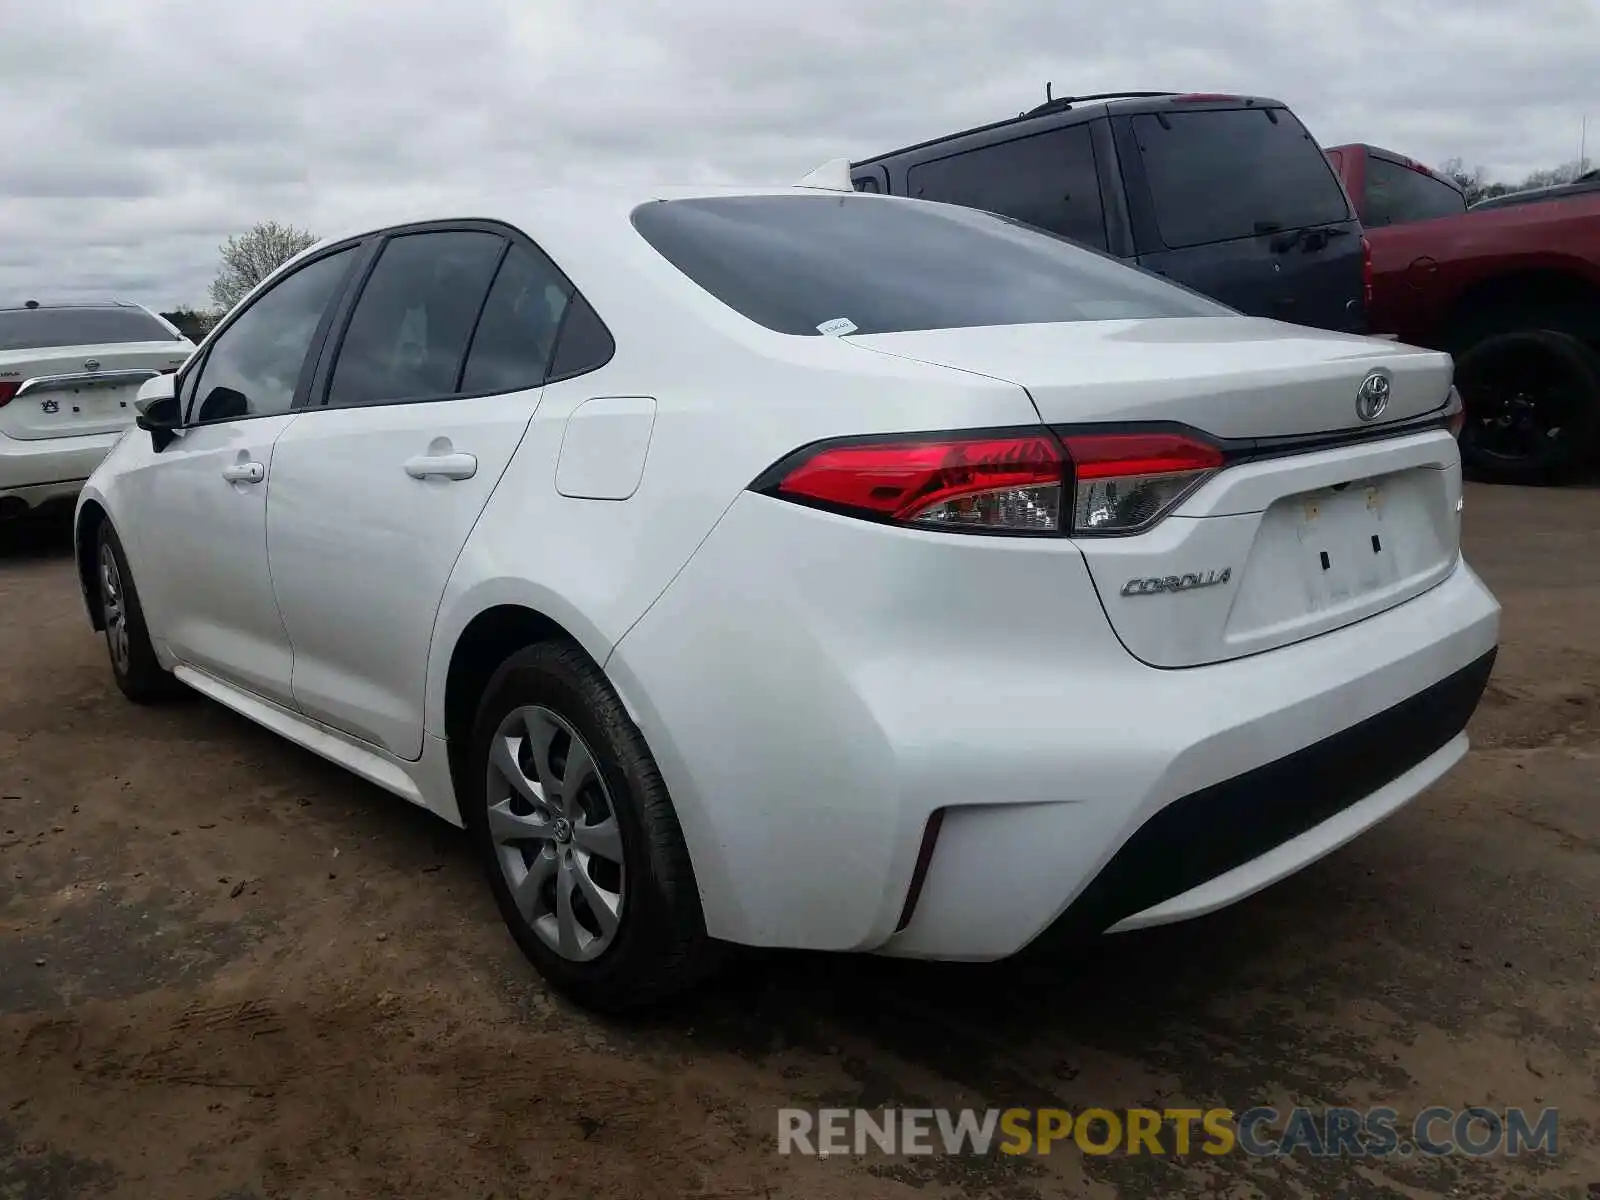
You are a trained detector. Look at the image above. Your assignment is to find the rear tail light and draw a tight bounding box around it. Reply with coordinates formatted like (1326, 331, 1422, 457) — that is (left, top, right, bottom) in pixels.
(1360, 236, 1374, 307)
(768, 433, 1065, 533)
(1058, 431, 1224, 534)
(1445, 385, 1465, 440)
(0, 382, 17, 409)
(755, 427, 1224, 537)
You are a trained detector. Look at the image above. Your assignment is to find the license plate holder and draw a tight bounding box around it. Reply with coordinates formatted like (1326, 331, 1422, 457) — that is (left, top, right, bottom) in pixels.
(1292, 478, 1401, 609)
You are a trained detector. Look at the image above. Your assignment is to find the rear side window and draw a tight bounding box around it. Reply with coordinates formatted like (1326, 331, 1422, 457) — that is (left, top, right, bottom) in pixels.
(631, 194, 1227, 338)
(327, 230, 504, 407)
(0, 307, 179, 352)
(1365, 158, 1467, 227)
(906, 125, 1108, 250)
(1131, 107, 1352, 248)
(548, 294, 615, 379)
(460, 244, 572, 394)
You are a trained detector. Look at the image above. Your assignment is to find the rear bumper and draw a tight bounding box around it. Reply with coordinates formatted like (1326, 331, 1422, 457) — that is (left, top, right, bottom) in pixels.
(1032, 648, 1493, 947)
(0, 429, 124, 506)
(607, 491, 1501, 959)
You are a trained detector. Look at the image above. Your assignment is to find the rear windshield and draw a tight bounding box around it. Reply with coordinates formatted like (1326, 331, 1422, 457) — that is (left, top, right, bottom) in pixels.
(1365, 157, 1466, 226)
(1131, 107, 1353, 248)
(630, 195, 1229, 337)
(0, 307, 179, 352)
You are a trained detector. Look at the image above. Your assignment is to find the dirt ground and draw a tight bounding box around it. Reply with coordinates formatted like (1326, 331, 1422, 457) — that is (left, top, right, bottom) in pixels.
(2, 482, 1597, 1200)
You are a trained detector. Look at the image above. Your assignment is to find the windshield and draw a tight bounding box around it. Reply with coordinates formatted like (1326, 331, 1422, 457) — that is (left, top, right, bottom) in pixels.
(630, 194, 1230, 337)
(0, 307, 179, 353)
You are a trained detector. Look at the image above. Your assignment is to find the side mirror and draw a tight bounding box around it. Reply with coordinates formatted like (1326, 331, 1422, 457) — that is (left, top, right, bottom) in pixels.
(134, 373, 182, 451)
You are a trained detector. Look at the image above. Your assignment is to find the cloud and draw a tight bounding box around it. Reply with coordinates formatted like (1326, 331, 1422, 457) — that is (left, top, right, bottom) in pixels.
(0, 0, 1594, 308)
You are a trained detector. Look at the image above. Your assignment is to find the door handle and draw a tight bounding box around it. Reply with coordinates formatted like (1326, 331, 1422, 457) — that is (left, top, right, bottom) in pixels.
(221, 461, 265, 484)
(403, 451, 478, 481)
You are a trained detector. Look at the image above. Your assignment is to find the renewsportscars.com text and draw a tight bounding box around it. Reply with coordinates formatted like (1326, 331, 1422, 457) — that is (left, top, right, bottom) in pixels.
(777, 1105, 1560, 1159)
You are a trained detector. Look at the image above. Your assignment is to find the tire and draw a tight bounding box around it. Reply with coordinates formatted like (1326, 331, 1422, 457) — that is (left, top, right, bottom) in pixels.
(96, 523, 185, 704)
(1452, 328, 1600, 485)
(465, 641, 720, 1012)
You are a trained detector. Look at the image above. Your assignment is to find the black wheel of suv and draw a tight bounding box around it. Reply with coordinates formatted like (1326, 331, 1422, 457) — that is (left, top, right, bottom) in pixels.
(1454, 329, 1600, 485)
(465, 641, 720, 1012)
(97, 523, 185, 704)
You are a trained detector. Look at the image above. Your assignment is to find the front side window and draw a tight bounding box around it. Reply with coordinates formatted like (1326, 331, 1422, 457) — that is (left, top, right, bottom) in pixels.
(906, 124, 1108, 250)
(0, 306, 180, 353)
(631, 193, 1227, 338)
(459, 243, 572, 395)
(1365, 158, 1467, 227)
(1131, 107, 1353, 248)
(327, 230, 505, 407)
(188, 247, 356, 423)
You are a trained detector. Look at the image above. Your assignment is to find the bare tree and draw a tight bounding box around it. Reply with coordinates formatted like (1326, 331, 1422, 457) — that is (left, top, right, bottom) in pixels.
(208, 221, 319, 314)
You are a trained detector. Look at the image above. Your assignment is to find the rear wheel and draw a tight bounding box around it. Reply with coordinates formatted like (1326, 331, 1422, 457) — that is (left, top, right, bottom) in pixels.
(97, 523, 184, 704)
(1453, 328, 1600, 485)
(465, 641, 720, 1012)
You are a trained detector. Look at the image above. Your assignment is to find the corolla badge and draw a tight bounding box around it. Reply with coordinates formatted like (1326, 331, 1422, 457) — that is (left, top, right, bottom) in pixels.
(1121, 568, 1233, 597)
(1355, 372, 1391, 422)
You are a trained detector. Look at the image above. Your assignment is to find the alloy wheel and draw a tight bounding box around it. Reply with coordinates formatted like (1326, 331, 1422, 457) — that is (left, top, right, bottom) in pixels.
(99, 542, 131, 676)
(485, 704, 626, 962)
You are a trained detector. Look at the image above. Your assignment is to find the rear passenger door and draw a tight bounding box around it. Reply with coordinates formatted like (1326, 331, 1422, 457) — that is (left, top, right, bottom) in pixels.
(264, 223, 583, 759)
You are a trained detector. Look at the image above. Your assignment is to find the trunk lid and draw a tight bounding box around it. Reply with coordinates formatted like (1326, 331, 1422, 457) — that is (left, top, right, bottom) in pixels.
(847, 317, 1453, 438)
(848, 317, 1462, 668)
(0, 342, 192, 441)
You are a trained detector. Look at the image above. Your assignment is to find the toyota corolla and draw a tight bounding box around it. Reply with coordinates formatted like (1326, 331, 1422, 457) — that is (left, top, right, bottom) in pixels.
(73, 175, 1499, 1011)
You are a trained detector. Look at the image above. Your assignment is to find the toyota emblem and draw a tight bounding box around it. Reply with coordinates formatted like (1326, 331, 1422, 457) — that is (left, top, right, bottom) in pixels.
(83, 359, 101, 372)
(1355, 372, 1391, 422)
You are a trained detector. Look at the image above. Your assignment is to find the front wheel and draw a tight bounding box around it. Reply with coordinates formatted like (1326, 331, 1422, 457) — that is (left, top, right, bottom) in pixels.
(1454, 329, 1600, 485)
(466, 641, 720, 1012)
(97, 523, 184, 704)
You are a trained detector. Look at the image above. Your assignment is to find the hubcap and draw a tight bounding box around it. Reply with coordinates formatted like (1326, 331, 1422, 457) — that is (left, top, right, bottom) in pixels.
(485, 705, 625, 962)
(99, 544, 130, 675)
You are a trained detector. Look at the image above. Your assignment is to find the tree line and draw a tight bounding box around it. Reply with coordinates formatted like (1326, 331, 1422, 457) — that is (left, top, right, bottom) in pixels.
(1436, 156, 1595, 206)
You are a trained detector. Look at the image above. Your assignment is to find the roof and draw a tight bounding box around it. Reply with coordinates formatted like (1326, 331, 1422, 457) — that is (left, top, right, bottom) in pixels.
(279, 183, 894, 268)
(853, 91, 1289, 168)
(0, 299, 145, 312)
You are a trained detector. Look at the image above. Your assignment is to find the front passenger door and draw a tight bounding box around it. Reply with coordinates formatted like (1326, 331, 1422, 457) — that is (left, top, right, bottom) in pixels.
(266, 226, 586, 759)
(122, 245, 360, 703)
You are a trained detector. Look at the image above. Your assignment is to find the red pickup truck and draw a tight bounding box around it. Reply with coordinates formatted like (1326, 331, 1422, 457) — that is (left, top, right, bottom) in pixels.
(1327, 143, 1600, 483)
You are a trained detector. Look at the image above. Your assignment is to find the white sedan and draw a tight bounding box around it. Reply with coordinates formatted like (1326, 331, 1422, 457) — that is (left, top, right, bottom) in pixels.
(1, 301, 194, 519)
(73, 176, 1500, 1011)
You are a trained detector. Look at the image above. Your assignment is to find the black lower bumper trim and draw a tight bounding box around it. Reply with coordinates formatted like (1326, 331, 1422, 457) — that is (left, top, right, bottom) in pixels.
(1029, 647, 1497, 951)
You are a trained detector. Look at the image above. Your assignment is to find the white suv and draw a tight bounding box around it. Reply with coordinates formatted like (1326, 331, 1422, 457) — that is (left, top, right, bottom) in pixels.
(0, 302, 194, 518)
(74, 184, 1500, 1011)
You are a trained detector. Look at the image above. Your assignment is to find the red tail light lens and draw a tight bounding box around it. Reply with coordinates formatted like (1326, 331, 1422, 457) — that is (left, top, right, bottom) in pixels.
(0, 381, 17, 408)
(758, 427, 1226, 537)
(771, 433, 1065, 533)
(1445, 385, 1465, 440)
(1360, 235, 1374, 307)
(1059, 431, 1223, 535)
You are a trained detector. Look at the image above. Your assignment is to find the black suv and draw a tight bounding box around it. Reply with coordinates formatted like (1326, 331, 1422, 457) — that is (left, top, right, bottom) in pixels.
(853, 92, 1368, 334)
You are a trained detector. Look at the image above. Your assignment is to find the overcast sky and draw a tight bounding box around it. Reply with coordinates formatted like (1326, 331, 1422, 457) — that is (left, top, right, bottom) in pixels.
(1, 0, 1594, 311)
